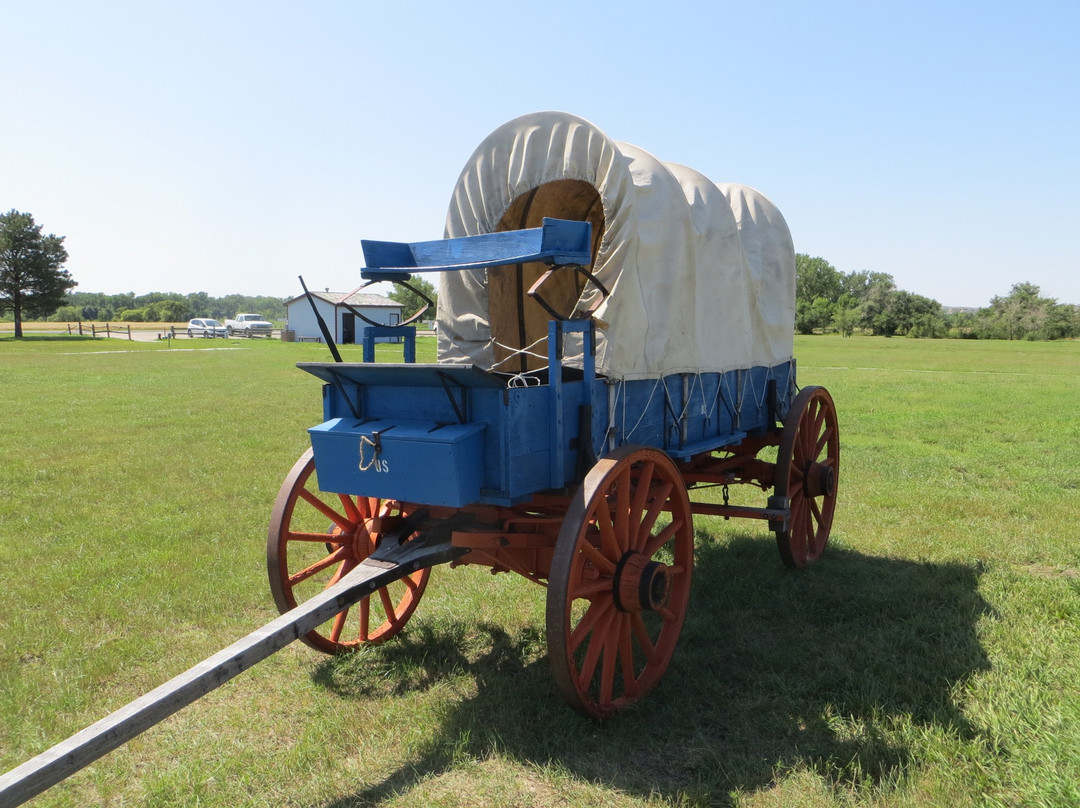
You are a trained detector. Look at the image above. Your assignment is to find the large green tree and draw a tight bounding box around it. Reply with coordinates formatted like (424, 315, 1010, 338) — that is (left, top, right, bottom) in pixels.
(795, 254, 843, 303)
(0, 210, 75, 337)
(975, 283, 1078, 340)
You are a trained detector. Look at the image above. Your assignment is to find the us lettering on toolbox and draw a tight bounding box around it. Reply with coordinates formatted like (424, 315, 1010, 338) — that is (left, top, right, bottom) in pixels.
(359, 451, 389, 473)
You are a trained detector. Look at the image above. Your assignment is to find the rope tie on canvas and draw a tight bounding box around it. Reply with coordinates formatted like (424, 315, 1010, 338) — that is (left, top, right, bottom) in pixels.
(491, 336, 549, 369)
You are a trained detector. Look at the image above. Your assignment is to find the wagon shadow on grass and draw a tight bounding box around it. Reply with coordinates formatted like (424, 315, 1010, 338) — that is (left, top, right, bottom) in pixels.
(315, 535, 993, 807)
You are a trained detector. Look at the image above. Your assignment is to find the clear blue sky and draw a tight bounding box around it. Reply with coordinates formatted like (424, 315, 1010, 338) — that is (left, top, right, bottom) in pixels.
(3, 1, 1077, 308)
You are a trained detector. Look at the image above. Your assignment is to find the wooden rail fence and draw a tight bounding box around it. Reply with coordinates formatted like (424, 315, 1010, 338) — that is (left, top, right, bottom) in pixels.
(66, 322, 133, 340)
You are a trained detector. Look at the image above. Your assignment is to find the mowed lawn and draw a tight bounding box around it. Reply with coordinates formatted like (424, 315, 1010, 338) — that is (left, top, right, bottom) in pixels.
(1, 335, 1078, 807)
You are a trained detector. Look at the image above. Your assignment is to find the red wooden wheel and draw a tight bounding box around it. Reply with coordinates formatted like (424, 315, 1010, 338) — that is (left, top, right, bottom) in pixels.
(774, 386, 840, 569)
(546, 446, 694, 719)
(267, 449, 429, 653)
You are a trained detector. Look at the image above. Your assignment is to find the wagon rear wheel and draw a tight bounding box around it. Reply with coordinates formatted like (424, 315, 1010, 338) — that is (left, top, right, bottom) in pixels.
(547, 446, 693, 719)
(267, 448, 430, 654)
(774, 386, 840, 569)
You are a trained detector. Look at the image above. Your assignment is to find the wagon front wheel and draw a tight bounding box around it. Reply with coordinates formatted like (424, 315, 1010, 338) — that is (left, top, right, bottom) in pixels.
(773, 386, 840, 568)
(547, 446, 693, 719)
(267, 448, 430, 654)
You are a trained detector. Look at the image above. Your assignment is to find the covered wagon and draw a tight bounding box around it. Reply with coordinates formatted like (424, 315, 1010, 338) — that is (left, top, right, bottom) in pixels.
(277, 111, 840, 717)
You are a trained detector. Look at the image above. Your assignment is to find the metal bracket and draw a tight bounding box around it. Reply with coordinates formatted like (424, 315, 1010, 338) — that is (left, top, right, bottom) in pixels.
(348, 278, 434, 327)
(436, 370, 469, 424)
(766, 495, 790, 533)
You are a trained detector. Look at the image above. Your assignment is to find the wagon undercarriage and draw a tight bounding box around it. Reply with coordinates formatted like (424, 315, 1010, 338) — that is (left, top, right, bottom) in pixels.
(268, 370, 839, 720)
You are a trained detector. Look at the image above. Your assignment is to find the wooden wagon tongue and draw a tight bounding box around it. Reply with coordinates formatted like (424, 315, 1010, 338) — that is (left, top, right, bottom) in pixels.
(0, 528, 467, 807)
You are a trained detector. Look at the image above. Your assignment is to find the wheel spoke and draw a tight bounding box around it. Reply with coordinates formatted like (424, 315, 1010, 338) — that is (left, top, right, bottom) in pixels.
(359, 597, 371, 642)
(813, 425, 835, 461)
(378, 587, 397, 626)
(618, 615, 637, 695)
(791, 493, 809, 532)
(613, 467, 632, 550)
(573, 577, 615, 600)
(598, 619, 618, 705)
(577, 611, 611, 690)
(329, 607, 349, 643)
(338, 494, 362, 524)
(630, 613, 656, 664)
(327, 557, 355, 586)
(287, 530, 348, 544)
(628, 461, 655, 530)
(569, 598, 613, 653)
(635, 479, 673, 552)
(287, 546, 349, 586)
(298, 488, 352, 531)
(642, 518, 682, 559)
(810, 401, 826, 442)
(577, 536, 617, 576)
(595, 500, 621, 560)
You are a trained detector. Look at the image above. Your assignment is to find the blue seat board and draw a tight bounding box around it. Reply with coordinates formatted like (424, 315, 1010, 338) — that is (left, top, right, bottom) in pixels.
(360, 218, 591, 279)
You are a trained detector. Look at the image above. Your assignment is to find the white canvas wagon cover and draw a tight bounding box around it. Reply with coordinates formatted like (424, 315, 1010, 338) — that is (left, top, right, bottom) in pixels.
(436, 111, 795, 382)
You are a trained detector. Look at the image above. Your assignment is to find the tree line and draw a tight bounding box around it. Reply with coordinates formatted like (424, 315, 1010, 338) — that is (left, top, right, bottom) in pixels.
(48, 291, 289, 324)
(796, 255, 1080, 340)
(48, 280, 438, 325)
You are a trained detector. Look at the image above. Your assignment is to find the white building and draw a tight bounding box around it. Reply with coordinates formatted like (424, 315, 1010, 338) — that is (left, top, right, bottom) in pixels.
(285, 291, 404, 344)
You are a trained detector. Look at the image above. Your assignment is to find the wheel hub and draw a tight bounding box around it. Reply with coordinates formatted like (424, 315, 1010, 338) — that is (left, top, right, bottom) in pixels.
(331, 517, 382, 563)
(352, 517, 386, 562)
(613, 551, 672, 613)
(804, 461, 836, 498)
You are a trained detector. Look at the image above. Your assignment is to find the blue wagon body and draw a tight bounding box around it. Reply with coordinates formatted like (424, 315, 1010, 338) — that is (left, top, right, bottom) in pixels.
(302, 354, 794, 509)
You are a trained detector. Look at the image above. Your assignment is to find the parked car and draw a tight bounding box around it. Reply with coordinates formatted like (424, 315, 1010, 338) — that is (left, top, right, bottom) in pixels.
(187, 318, 228, 338)
(224, 313, 274, 337)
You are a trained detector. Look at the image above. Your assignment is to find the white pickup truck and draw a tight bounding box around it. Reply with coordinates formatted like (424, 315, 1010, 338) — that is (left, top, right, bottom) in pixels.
(224, 313, 274, 337)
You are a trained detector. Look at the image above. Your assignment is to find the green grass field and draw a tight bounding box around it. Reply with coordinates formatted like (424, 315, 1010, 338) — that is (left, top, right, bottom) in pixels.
(1, 334, 1078, 807)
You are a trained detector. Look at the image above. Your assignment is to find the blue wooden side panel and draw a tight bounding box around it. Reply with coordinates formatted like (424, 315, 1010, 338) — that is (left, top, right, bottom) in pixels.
(307, 360, 793, 508)
(597, 362, 794, 460)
